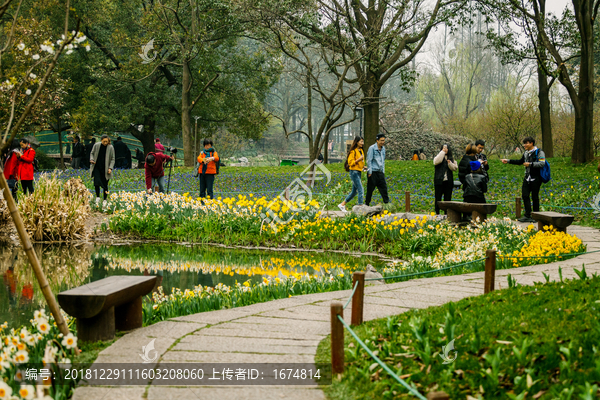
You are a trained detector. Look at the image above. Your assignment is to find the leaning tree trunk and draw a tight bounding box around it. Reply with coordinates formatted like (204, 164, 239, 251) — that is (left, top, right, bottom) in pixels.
(181, 59, 194, 166)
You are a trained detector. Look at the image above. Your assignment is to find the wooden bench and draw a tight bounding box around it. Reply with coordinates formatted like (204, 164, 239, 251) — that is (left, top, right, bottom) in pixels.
(58, 276, 157, 343)
(438, 201, 498, 223)
(531, 211, 574, 233)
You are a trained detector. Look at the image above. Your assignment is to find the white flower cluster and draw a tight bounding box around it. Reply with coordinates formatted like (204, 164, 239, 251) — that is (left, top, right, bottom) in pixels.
(0, 309, 78, 400)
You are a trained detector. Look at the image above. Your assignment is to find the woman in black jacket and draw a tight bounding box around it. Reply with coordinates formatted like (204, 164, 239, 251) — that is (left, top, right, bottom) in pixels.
(433, 144, 458, 215)
(458, 143, 478, 186)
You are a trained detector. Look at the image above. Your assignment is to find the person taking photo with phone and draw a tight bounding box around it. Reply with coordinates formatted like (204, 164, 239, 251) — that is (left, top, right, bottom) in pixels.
(433, 144, 458, 215)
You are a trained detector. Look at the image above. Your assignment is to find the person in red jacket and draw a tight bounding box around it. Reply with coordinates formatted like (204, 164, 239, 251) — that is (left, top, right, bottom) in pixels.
(145, 152, 173, 193)
(2, 139, 20, 199)
(16, 138, 35, 195)
(197, 138, 219, 199)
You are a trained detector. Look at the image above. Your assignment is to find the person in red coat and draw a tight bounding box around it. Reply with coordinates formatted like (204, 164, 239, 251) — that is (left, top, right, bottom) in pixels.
(145, 152, 173, 193)
(2, 140, 20, 199)
(16, 138, 35, 195)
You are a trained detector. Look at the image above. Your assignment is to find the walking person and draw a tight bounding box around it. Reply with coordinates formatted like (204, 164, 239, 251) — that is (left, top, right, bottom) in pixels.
(463, 160, 488, 205)
(89, 135, 115, 203)
(16, 139, 35, 195)
(145, 151, 173, 194)
(197, 139, 219, 199)
(70, 135, 85, 169)
(433, 144, 458, 215)
(502, 137, 546, 223)
(365, 133, 390, 206)
(338, 136, 365, 212)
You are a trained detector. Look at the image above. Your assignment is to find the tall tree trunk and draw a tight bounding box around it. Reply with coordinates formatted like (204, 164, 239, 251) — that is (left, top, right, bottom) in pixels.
(131, 116, 156, 156)
(181, 59, 194, 166)
(363, 93, 380, 150)
(537, 65, 554, 157)
(571, 0, 595, 163)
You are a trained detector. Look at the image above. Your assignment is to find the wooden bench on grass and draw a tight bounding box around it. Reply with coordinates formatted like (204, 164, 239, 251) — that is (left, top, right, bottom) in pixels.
(58, 276, 157, 343)
(531, 211, 574, 233)
(438, 201, 498, 223)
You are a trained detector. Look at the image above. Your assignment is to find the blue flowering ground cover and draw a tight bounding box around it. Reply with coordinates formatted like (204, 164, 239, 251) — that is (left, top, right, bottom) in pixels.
(41, 157, 600, 226)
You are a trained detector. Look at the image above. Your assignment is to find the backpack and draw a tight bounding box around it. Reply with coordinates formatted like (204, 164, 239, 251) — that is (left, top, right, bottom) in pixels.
(33, 157, 39, 172)
(344, 149, 358, 172)
(535, 149, 551, 183)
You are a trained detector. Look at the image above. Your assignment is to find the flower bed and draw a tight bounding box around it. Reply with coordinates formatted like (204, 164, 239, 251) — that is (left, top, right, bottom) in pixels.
(96, 190, 589, 326)
(103, 192, 541, 259)
(0, 310, 78, 400)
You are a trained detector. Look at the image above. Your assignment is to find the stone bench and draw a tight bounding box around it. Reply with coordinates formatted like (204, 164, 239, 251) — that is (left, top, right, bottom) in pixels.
(438, 201, 498, 223)
(531, 211, 574, 233)
(58, 276, 157, 343)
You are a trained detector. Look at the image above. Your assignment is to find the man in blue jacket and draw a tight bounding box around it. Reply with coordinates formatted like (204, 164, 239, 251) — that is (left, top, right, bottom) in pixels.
(365, 133, 390, 206)
(502, 136, 546, 223)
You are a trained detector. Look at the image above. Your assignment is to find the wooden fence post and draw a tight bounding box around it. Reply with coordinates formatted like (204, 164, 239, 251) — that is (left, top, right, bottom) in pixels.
(484, 249, 497, 294)
(427, 391, 450, 400)
(405, 191, 411, 212)
(351, 272, 365, 326)
(331, 301, 344, 374)
(515, 197, 522, 219)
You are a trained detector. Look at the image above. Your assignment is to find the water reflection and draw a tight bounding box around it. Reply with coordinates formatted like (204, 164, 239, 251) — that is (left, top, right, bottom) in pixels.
(0, 243, 387, 328)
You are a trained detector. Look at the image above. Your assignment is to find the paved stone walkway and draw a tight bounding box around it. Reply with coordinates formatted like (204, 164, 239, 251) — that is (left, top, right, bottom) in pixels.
(73, 224, 600, 400)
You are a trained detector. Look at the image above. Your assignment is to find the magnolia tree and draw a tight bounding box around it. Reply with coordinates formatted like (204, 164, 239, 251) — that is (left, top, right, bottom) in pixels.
(0, 0, 90, 341)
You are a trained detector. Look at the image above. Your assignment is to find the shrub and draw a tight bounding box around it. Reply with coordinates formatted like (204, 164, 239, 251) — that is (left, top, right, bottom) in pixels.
(35, 148, 56, 170)
(18, 175, 90, 241)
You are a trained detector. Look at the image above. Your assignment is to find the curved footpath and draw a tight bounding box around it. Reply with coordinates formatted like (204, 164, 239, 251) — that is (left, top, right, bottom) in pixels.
(73, 223, 600, 400)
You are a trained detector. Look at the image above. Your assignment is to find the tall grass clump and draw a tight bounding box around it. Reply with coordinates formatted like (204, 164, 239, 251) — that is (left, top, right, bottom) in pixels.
(18, 175, 90, 241)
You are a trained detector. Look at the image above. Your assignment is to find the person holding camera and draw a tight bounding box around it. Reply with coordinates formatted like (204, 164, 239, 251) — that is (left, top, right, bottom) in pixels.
(145, 151, 173, 194)
(433, 144, 458, 215)
(197, 139, 219, 199)
(501, 136, 546, 223)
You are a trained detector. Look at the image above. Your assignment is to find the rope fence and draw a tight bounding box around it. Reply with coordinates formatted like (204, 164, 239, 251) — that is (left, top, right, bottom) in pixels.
(328, 245, 599, 399)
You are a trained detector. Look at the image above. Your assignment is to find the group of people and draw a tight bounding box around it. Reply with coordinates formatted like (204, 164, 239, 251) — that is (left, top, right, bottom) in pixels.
(2, 138, 36, 200)
(339, 135, 547, 223)
(144, 138, 219, 199)
(70, 136, 133, 170)
(338, 133, 390, 211)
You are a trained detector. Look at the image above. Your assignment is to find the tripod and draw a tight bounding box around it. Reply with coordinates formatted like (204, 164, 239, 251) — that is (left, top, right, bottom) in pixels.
(166, 155, 175, 194)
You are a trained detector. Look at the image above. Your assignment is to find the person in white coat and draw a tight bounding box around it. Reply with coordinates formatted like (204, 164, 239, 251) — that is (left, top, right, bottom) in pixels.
(89, 135, 115, 203)
(433, 144, 458, 215)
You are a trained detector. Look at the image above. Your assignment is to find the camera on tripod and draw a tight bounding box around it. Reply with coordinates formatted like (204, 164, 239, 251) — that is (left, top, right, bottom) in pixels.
(168, 146, 178, 154)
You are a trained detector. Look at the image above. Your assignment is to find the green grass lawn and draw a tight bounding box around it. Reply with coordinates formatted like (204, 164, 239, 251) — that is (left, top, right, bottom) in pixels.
(316, 268, 600, 399)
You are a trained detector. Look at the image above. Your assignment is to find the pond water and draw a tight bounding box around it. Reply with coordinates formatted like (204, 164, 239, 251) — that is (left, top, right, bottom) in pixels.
(1, 243, 388, 328)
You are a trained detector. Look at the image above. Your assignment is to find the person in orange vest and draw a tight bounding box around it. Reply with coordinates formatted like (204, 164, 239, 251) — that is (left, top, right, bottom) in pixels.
(197, 139, 219, 199)
(411, 150, 419, 161)
(16, 138, 36, 195)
